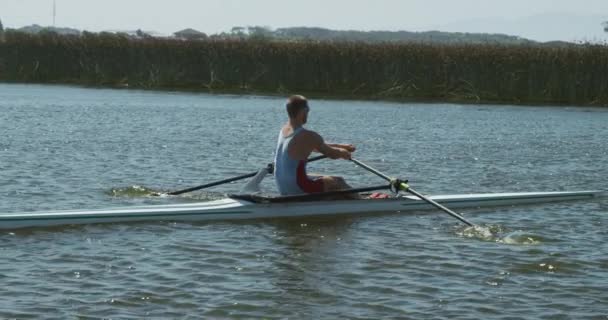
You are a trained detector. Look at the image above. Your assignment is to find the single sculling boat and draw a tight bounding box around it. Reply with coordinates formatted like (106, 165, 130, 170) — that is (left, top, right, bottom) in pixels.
(0, 190, 602, 230)
(1, 157, 604, 229)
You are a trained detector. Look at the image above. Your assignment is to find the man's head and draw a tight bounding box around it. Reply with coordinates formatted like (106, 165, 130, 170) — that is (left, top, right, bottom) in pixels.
(286, 95, 309, 124)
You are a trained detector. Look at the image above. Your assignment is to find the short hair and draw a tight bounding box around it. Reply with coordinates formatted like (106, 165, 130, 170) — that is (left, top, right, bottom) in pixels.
(286, 95, 308, 118)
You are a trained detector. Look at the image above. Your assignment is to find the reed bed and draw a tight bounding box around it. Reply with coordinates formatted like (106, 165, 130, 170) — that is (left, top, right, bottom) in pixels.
(1, 30, 607, 106)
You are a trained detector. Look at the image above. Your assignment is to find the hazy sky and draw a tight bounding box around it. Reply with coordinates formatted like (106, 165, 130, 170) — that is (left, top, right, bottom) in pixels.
(1, 0, 607, 41)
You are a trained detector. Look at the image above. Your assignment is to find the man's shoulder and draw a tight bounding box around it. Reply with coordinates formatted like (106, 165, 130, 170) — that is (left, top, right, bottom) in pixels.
(296, 129, 323, 146)
(300, 128, 322, 140)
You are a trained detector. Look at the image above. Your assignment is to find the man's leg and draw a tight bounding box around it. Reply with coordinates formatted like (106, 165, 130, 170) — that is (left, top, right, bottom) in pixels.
(320, 176, 361, 199)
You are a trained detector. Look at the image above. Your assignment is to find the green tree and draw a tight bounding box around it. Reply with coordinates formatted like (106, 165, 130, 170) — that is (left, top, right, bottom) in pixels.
(135, 29, 152, 38)
(230, 26, 245, 36)
(603, 21, 608, 32)
(247, 26, 273, 40)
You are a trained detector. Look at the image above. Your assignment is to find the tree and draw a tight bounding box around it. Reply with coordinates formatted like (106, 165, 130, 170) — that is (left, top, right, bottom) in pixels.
(247, 26, 273, 40)
(230, 26, 245, 36)
(173, 28, 207, 40)
(135, 29, 152, 38)
(603, 21, 608, 32)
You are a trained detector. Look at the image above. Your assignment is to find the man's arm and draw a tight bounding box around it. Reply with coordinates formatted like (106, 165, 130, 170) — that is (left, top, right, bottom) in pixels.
(326, 143, 356, 152)
(308, 132, 352, 160)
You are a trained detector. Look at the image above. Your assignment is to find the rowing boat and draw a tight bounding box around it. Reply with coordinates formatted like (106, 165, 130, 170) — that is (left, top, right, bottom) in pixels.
(0, 191, 602, 230)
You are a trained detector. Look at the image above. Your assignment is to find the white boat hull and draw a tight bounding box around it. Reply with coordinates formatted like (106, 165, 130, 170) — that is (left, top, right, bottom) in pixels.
(0, 191, 603, 229)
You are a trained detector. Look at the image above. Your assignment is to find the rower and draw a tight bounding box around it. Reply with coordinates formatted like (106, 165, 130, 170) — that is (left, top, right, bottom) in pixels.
(274, 95, 356, 196)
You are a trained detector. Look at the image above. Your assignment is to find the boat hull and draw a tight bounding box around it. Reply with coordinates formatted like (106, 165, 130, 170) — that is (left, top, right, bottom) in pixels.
(0, 191, 603, 229)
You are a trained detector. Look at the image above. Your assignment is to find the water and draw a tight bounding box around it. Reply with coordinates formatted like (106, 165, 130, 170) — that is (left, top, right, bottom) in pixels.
(1, 84, 607, 319)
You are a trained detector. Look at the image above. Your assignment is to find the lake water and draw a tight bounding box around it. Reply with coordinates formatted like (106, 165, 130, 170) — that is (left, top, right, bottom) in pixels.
(0, 84, 607, 319)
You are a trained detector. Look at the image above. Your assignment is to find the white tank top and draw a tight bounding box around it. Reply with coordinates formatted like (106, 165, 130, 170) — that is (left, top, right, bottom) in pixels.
(274, 127, 306, 195)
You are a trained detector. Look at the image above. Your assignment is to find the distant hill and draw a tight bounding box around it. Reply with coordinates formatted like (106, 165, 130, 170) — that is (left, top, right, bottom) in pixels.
(102, 29, 169, 37)
(434, 14, 608, 43)
(17, 24, 80, 36)
(10, 24, 540, 45)
(217, 26, 537, 45)
(274, 27, 535, 44)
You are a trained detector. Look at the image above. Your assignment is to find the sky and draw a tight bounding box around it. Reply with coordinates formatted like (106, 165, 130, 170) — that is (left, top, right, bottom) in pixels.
(1, 0, 607, 42)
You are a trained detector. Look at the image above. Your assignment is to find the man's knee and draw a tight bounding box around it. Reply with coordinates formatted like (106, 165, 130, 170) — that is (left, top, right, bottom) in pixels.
(333, 176, 345, 183)
(322, 176, 348, 191)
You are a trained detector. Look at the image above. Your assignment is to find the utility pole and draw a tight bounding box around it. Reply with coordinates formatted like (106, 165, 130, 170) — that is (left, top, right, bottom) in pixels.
(0, 18, 4, 43)
(53, 0, 56, 27)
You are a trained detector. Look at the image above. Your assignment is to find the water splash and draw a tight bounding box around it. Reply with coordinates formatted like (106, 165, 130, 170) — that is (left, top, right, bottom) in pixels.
(455, 224, 544, 245)
(499, 230, 543, 245)
(106, 186, 226, 201)
(107, 185, 162, 197)
(456, 224, 504, 242)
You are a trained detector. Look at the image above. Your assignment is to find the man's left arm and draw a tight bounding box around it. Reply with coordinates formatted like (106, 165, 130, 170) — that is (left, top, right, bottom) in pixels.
(327, 143, 356, 152)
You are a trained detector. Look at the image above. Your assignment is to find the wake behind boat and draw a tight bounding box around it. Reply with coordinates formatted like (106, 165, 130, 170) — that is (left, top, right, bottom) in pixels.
(0, 190, 603, 230)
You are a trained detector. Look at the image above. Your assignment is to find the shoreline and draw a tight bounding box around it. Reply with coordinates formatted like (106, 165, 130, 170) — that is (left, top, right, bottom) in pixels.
(1, 80, 605, 109)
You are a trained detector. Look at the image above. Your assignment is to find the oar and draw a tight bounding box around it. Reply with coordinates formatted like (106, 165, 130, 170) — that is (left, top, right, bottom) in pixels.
(164, 155, 328, 196)
(351, 158, 475, 227)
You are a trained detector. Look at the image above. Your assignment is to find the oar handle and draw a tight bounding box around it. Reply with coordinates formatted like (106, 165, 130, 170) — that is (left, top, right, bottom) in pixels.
(351, 158, 392, 181)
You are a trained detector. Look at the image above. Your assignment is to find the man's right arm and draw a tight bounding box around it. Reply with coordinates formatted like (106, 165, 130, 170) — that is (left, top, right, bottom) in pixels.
(309, 132, 352, 160)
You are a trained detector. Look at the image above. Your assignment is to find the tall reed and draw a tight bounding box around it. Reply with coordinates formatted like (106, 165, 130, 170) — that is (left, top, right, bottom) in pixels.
(0, 30, 606, 106)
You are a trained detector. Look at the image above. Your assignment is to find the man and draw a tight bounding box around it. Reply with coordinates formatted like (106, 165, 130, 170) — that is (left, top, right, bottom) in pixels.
(274, 95, 356, 195)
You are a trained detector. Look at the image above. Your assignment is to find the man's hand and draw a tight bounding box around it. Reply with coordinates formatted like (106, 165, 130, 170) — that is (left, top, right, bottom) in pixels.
(337, 148, 352, 160)
(317, 140, 355, 160)
(329, 143, 357, 152)
(341, 144, 356, 152)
